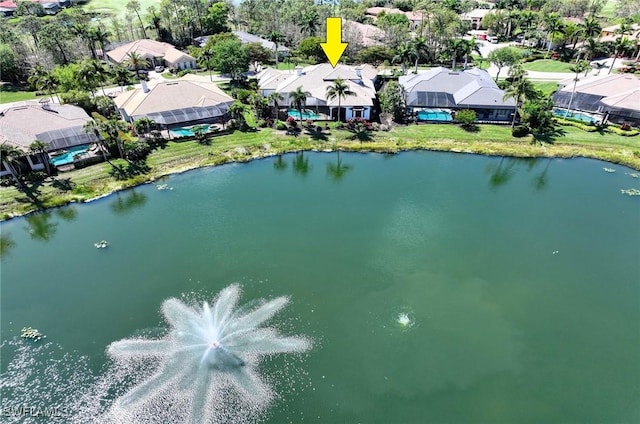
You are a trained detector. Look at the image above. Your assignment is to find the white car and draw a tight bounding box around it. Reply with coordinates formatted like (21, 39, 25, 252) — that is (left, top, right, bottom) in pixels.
(487, 36, 499, 44)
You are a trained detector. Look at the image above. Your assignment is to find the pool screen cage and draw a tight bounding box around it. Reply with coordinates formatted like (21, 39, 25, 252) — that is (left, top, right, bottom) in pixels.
(406, 92, 457, 108)
(552, 91, 640, 126)
(36, 127, 100, 151)
(138, 103, 233, 126)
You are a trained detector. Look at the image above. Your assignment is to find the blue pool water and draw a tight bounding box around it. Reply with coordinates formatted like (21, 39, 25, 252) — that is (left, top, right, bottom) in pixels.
(50, 145, 90, 167)
(287, 109, 321, 120)
(417, 109, 453, 122)
(171, 125, 211, 137)
(553, 108, 595, 123)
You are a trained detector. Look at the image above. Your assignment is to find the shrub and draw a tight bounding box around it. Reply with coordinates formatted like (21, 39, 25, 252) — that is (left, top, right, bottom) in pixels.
(286, 116, 298, 128)
(257, 119, 267, 128)
(275, 120, 288, 131)
(512, 125, 530, 137)
(607, 125, 639, 136)
(455, 109, 477, 129)
(554, 118, 598, 132)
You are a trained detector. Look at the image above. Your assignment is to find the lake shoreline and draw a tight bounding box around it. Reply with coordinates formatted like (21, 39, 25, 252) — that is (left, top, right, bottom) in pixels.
(1, 136, 639, 222)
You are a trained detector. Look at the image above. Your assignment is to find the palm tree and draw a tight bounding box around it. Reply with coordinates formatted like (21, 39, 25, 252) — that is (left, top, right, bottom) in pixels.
(124, 52, 150, 79)
(267, 92, 284, 125)
(71, 23, 97, 60)
(201, 49, 214, 81)
(564, 60, 590, 118)
(393, 44, 415, 75)
(517, 10, 538, 47)
(543, 13, 564, 57)
(410, 36, 429, 73)
(0, 143, 24, 188)
(28, 66, 58, 102)
(326, 79, 355, 123)
(112, 65, 133, 91)
(126, 0, 147, 39)
(298, 9, 320, 36)
(269, 31, 285, 67)
(289, 86, 309, 126)
(78, 60, 111, 96)
(92, 26, 111, 63)
(608, 36, 634, 74)
(448, 38, 467, 70)
(83, 120, 114, 166)
(503, 64, 538, 127)
(29, 140, 51, 176)
(460, 37, 481, 69)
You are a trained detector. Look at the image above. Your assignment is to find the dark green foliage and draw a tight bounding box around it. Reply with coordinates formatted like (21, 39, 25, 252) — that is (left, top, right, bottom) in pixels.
(296, 37, 325, 63)
(357, 46, 395, 66)
(378, 81, 406, 123)
(512, 125, 530, 137)
(455, 109, 477, 129)
(211, 39, 249, 81)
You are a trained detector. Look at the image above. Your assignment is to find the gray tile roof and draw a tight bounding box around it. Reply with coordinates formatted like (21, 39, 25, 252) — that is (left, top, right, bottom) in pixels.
(400, 67, 515, 109)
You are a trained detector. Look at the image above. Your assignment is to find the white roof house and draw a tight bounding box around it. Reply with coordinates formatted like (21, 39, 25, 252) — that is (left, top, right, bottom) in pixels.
(256, 64, 379, 120)
(400, 67, 515, 121)
(114, 75, 234, 126)
(107, 39, 197, 70)
(233, 31, 290, 53)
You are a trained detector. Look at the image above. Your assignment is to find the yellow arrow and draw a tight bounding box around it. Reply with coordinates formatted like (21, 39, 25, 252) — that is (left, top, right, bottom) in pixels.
(321, 17, 348, 68)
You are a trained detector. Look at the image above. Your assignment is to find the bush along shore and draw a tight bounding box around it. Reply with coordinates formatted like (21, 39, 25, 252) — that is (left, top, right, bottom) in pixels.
(1, 125, 639, 220)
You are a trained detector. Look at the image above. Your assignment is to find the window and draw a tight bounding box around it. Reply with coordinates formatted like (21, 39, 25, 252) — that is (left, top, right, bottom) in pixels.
(354, 109, 363, 118)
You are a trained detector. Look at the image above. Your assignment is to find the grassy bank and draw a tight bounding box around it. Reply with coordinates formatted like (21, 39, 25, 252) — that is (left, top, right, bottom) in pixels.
(523, 59, 574, 73)
(0, 86, 43, 104)
(1, 125, 639, 219)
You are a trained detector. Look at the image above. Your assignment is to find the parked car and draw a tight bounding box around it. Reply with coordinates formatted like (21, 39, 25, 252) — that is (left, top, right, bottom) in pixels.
(487, 35, 499, 44)
(154, 66, 165, 73)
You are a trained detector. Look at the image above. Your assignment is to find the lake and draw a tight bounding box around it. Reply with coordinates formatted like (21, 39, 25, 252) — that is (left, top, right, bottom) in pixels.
(1, 151, 639, 423)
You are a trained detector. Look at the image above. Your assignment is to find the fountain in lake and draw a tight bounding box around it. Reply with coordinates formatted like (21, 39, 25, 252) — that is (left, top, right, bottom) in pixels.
(106, 284, 312, 423)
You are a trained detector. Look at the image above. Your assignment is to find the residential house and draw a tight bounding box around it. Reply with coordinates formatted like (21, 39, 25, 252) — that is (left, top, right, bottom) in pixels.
(0, 0, 60, 16)
(399, 67, 516, 121)
(113, 75, 234, 128)
(107, 39, 197, 71)
(344, 20, 385, 47)
(365, 7, 423, 30)
(460, 9, 492, 30)
(256, 64, 378, 121)
(553, 74, 640, 126)
(233, 31, 290, 55)
(0, 101, 98, 175)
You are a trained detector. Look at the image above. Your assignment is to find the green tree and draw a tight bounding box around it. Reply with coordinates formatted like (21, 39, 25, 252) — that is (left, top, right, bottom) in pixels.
(15, 0, 44, 16)
(326, 78, 356, 122)
(29, 140, 51, 176)
(0, 143, 25, 188)
(289, 86, 309, 126)
(211, 39, 249, 81)
(377, 13, 410, 29)
(28, 66, 58, 102)
(0, 44, 20, 84)
(503, 64, 539, 127)
(297, 36, 324, 63)
(543, 13, 564, 56)
(608, 36, 634, 74)
(410, 36, 429, 73)
(126, 0, 147, 39)
(267, 92, 284, 124)
(269, 31, 286, 67)
(204, 2, 230, 34)
(356, 46, 394, 67)
(455, 109, 477, 130)
(246, 42, 272, 65)
(378, 80, 406, 123)
(564, 60, 590, 117)
(124, 51, 150, 79)
(392, 43, 415, 74)
(520, 97, 556, 140)
(488, 46, 523, 82)
(298, 9, 320, 36)
(228, 101, 248, 130)
(112, 65, 134, 91)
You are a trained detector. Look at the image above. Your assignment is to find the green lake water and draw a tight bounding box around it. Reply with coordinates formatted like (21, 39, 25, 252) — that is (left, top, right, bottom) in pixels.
(1, 151, 639, 423)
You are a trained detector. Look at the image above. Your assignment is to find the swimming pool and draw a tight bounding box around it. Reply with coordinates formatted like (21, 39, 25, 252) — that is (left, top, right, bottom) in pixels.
(50, 145, 90, 167)
(553, 108, 596, 124)
(416, 109, 453, 122)
(171, 125, 211, 137)
(287, 109, 321, 120)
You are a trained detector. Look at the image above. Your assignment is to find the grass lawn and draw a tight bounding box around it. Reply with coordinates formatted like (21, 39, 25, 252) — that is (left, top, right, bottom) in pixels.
(276, 62, 311, 71)
(82, 0, 160, 19)
(0, 86, 44, 104)
(523, 59, 574, 73)
(1, 124, 638, 218)
(532, 81, 559, 96)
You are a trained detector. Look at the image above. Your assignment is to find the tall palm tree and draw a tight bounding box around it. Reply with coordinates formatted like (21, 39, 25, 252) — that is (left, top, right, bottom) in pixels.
(124, 52, 150, 79)
(410, 36, 429, 73)
(78, 60, 111, 96)
(112, 65, 133, 91)
(126, 0, 148, 39)
(289, 86, 309, 126)
(29, 140, 51, 176)
(269, 31, 285, 67)
(448, 38, 467, 70)
(83, 120, 114, 166)
(0, 143, 24, 188)
(92, 26, 111, 63)
(71, 23, 97, 60)
(503, 64, 537, 127)
(564, 60, 590, 118)
(461, 37, 481, 69)
(267, 92, 284, 125)
(326, 79, 355, 123)
(543, 13, 564, 57)
(608, 36, 634, 74)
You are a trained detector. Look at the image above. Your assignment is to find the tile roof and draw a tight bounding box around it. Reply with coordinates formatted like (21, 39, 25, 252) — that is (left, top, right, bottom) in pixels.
(556, 74, 640, 112)
(233, 31, 290, 52)
(400, 67, 515, 108)
(0, 102, 96, 150)
(114, 76, 234, 123)
(107, 39, 195, 64)
(258, 64, 378, 107)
